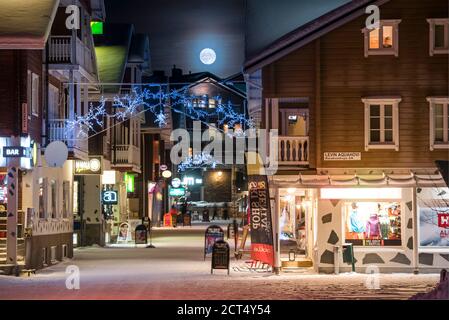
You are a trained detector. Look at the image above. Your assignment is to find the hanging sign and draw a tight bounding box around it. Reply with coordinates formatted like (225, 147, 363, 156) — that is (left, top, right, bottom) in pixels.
(248, 175, 274, 266)
(204, 225, 224, 260)
(2, 146, 29, 158)
(74, 157, 102, 175)
(102, 190, 118, 205)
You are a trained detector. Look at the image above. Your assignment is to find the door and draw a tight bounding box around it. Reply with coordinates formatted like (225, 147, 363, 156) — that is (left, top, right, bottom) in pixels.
(279, 108, 309, 136)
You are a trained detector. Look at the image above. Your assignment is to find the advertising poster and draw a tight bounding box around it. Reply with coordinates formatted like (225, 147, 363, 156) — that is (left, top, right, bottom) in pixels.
(204, 225, 224, 257)
(248, 175, 274, 266)
(420, 207, 449, 247)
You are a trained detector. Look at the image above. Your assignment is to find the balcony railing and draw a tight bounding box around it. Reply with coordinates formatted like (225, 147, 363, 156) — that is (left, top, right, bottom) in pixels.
(48, 36, 94, 75)
(278, 136, 309, 165)
(113, 144, 141, 171)
(48, 119, 88, 157)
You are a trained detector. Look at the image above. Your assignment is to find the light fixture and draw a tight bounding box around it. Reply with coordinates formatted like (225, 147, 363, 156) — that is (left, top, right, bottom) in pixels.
(162, 170, 172, 179)
(217, 171, 223, 177)
(287, 188, 296, 194)
(289, 249, 296, 262)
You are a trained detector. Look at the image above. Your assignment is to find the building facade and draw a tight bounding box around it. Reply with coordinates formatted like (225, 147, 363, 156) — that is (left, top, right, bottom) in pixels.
(244, 0, 449, 273)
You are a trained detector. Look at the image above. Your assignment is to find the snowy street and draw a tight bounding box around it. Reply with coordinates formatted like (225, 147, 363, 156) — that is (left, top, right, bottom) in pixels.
(0, 225, 441, 300)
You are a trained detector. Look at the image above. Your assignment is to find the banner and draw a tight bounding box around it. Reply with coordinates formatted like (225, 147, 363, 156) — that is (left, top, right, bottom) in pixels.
(248, 175, 274, 266)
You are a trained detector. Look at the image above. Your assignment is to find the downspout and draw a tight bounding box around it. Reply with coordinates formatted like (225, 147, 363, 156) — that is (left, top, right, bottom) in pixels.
(412, 187, 419, 274)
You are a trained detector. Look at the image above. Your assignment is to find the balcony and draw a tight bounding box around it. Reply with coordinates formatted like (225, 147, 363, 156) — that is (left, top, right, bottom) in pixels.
(278, 136, 309, 166)
(48, 36, 95, 78)
(112, 144, 141, 173)
(48, 119, 89, 160)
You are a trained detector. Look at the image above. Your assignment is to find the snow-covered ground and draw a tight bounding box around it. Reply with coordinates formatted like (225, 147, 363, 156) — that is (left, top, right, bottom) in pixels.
(0, 225, 441, 300)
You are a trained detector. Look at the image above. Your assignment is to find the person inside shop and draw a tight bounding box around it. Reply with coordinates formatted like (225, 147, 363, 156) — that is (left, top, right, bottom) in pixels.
(212, 204, 218, 220)
(170, 204, 178, 227)
(223, 203, 229, 221)
(202, 208, 210, 222)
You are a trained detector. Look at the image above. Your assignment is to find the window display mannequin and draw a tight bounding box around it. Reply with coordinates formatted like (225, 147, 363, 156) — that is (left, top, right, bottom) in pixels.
(365, 211, 382, 239)
(348, 202, 365, 239)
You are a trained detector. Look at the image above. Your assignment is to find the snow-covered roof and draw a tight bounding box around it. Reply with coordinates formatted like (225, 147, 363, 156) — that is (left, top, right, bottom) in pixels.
(0, 0, 60, 49)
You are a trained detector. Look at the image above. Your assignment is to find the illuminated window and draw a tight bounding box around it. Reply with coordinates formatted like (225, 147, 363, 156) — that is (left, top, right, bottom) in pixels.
(362, 97, 401, 151)
(209, 98, 216, 109)
(428, 97, 449, 150)
(362, 20, 401, 57)
(427, 19, 449, 56)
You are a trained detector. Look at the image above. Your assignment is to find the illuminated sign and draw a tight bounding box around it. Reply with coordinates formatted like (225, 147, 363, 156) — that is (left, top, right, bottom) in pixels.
(102, 190, 118, 205)
(182, 177, 203, 186)
(91, 21, 103, 35)
(2, 146, 30, 158)
(169, 187, 185, 197)
(171, 178, 181, 188)
(320, 188, 402, 200)
(124, 173, 135, 193)
(75, 157, 102, 175)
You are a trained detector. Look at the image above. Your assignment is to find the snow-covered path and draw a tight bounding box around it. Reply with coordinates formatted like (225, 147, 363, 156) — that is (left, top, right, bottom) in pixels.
(0, 225, 441, 300)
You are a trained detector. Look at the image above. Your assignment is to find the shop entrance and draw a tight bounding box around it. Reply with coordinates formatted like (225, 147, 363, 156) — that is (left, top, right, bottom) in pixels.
(278, 188, 316, 268)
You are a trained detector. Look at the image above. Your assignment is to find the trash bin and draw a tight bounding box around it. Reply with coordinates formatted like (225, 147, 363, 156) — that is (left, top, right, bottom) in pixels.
(342, 243, 355, 272)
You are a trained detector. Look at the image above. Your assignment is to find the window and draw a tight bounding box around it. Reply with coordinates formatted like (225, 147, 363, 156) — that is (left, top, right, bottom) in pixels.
(50, 180, 57, 219)
(362, 97, 401, 151)
(62, 181, 70, 218)
(362, 20, 401, 57)
(42, 247, 48, 266)
(428, 97, 449, 150)
(38, 178, 47, 219)
(428, 19, 449, 56)
(31, 72, 39, 116)
(208, 98, 216, 109)
(344, 201, 402, 247)
(48, 84, 59, 120)
(50, 246, 57, 263)
(62, 244, 68, 259)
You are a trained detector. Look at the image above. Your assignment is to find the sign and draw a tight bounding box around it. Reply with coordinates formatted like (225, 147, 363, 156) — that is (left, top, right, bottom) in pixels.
(102, 190, 118, 205)
(324, 152, 361, 161)
(160, 164, 168, 171)
(22, 103, 28, 134)
(420, 208, 449, 247)
(204, 225, 224, 260)
(117, 222, 131, 242)
(211, 240, 230, 275)
(171, 178, 181, 188)
(169, 187, 185, 197)
(248, 175, 274, 266)
(135, 224, 148, 244)
(75, 157, 102, 175)
(124, 173, 135, 193)
(2, 146, 29, 158)
(163, 213, 173, 227)
(183, 214, 191, 227)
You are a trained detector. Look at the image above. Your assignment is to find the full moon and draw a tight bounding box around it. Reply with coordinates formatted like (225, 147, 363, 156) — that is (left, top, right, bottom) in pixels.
(200, 48, 216, 65)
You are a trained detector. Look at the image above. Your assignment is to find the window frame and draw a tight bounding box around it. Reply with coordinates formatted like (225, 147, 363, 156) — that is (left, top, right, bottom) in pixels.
(362, 97, 401, 151)
(428, 97, 449, 150)
(362, 20, 401, 57)
(31, 72, 40, 117)
(427, 18, 449, 56)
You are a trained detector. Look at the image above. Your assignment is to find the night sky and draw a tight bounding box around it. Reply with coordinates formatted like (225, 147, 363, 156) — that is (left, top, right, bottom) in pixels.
(105, 0, 245, 78)
(105, 0, 349, 77)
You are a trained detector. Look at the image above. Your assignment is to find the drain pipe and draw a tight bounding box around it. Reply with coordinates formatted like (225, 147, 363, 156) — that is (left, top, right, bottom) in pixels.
(334, 245, 340, 275)
(412, 187, 419, 274)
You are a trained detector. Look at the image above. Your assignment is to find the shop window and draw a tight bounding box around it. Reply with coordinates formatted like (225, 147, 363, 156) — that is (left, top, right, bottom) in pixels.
(344, 201, 402, 247)
(50, 246, 57, 263)
(418, 187, 449, 247)
(42, 247, 48, 266)
(362, 20, 401, 57)
(428, 97, 449, 150)
(427, 19, 449, 56)
(62, 244, 68, 259)
(362, 97, 401, 151)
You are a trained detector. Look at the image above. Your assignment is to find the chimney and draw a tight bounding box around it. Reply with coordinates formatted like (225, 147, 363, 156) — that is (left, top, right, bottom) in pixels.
(171, 65, 183, 78)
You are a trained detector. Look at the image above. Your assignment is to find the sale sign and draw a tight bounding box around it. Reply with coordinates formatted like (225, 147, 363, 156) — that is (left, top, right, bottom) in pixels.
(248, 175, 274, 266)
(438, 213, 449, 228)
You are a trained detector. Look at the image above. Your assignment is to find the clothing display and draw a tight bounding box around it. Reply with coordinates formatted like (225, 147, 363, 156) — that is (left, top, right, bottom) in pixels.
(365, 214, 381, 238)
(349, 209, 366, 233)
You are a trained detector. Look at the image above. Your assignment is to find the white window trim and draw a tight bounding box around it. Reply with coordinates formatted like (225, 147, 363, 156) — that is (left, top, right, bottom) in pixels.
(427, 97, 449, 150)
(362, 97, 401, 151)
(31, 72, 39, 117)
(362, 19, 401, 58)
(427, 18, 449, 56)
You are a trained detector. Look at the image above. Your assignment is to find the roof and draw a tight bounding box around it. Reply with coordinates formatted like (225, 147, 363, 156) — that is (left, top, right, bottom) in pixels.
(128, 34, 150, 64)
(0, 0, 59, 49)
(244, 0, 389, 73)
(94, 23, 134, 93)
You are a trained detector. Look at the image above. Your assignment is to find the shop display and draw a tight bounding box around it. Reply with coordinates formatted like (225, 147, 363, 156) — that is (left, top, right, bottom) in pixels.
(419, 207, 449, 247)
(344, 202, 401, 246)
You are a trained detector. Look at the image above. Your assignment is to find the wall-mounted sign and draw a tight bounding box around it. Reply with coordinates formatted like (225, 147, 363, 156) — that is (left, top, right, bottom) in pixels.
(102, 170, 116, 185)
(75, 157, 102, 175)
(2, 146, 30, 158)
(324, 152, 361, 161)
(124, 173, 135, 193)
(182, 176, 203, 186)
(22, 103, 28, 134)
(171, 178, 181, 188)
(102, 190, 118, 205)
(169, 187, 185, 197)
(162, 170, 172, 179)
(160, 164, 168, 171)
